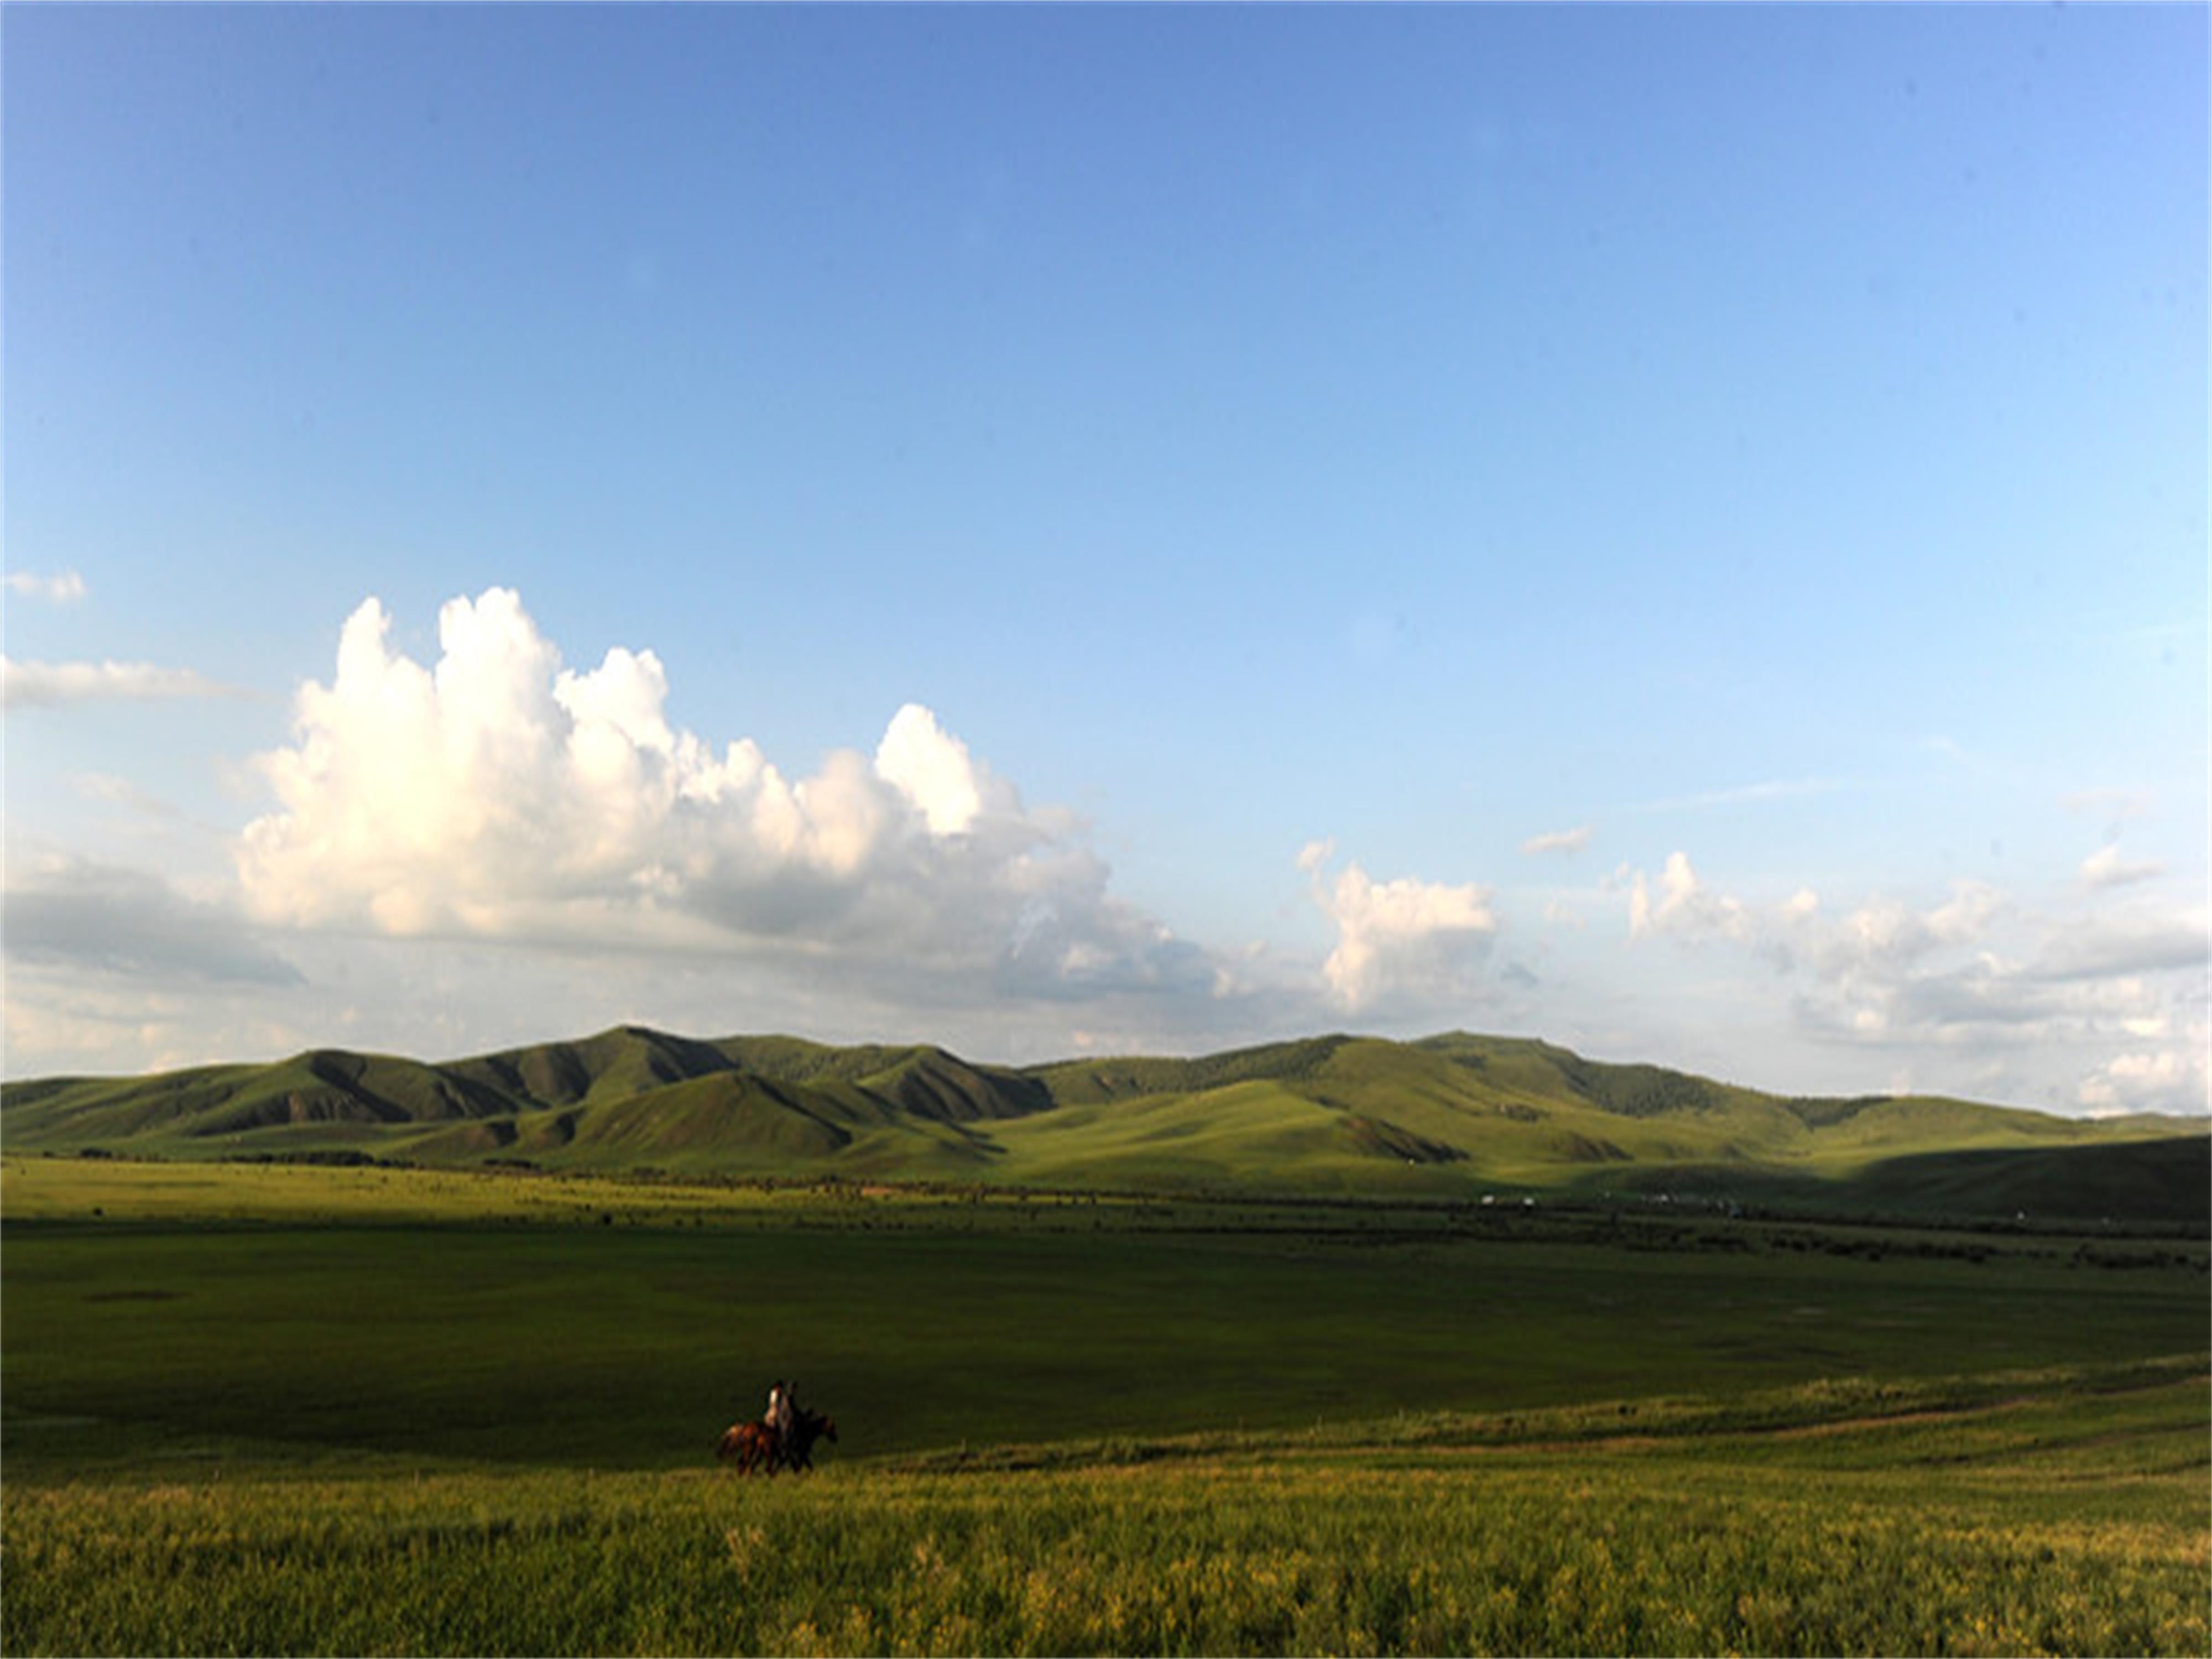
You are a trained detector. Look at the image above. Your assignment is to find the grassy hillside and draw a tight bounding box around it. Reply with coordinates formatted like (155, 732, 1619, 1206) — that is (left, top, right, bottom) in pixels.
(5, 1025, 2203, 1222)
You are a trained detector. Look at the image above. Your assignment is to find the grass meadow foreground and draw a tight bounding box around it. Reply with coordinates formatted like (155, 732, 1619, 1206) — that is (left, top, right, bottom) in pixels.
(2, 1158, 2206, 1655)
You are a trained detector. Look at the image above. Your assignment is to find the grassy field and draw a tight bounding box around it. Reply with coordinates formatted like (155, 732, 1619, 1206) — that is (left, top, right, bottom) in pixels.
(6, 1369, 2205, 1656)
(3, 1158, 2206, 1655)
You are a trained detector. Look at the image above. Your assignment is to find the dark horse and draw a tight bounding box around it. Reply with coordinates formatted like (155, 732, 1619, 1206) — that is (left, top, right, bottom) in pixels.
(716, 1407, 837, 1476)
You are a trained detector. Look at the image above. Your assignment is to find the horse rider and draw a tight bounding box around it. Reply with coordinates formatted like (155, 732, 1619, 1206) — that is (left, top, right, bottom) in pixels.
(765, 1379, 796, 1468)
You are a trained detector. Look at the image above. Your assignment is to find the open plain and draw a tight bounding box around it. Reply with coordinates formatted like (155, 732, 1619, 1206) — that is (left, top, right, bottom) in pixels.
(3, 1154, 2205, 1656)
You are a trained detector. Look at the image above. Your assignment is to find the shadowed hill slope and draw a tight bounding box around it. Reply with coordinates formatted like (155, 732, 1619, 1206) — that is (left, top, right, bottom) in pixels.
(5, 1026, 2203, 1222)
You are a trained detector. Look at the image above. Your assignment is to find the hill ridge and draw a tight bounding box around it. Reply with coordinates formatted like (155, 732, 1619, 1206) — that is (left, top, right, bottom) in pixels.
(4, 1026, 2203, 1222)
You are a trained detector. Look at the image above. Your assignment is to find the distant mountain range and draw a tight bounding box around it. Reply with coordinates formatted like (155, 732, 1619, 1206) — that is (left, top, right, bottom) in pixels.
(6, 1027, 2204, 1222)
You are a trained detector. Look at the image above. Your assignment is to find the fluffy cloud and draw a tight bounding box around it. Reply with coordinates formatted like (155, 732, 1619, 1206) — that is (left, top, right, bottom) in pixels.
(1621, 848, 2208, 1109)
(1626, 852, 1761, 947)
(2077, 1046, 2209, 1117)
(1802, 883, 2004, 988)
(2, 658, 233, 710)
(5, 570, 87, 604)
(1302, 841, 1497, 1013)
(236, 588, 1209, 1010)
(875, 704, 999, 836)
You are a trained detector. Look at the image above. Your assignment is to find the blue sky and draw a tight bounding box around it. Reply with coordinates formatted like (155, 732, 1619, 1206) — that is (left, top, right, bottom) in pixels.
(6, 4, 2205, 1114)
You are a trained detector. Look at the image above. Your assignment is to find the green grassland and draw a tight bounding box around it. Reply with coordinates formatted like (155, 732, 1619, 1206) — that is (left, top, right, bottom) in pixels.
(7, 1366, 2206, 1657)
(3, 1156, 2208, 1655)
(6, 1158, 2208, 1472)
(6, 1026, 2205, 1224)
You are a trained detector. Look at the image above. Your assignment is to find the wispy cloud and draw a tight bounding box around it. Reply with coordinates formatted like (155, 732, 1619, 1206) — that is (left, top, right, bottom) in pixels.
(68, 773, 186, 820)
(2062, 789, 2155, 822)
(1628, 776, 1845, 816)
(4, 570, 87, 604)
(2, 657, 237, 711)
(2079, 843, 2163, 890)
(1521, 825, 1592, 856)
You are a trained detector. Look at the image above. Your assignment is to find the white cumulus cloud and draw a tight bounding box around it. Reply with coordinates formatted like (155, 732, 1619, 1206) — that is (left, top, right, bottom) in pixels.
(875, 703, 1000, 836)
(1304, 845, 1496, 1013)
(234, 588, 1211, 1010)
(1626, 852, 1756, 946)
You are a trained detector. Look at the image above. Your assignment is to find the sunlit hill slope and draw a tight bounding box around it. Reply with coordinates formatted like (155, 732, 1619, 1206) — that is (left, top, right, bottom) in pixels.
(4, 1027, 2203, 1222)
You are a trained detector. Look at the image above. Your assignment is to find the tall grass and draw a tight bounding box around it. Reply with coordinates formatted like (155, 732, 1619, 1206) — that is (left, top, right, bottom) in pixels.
(7, 1371, 2205, 1657)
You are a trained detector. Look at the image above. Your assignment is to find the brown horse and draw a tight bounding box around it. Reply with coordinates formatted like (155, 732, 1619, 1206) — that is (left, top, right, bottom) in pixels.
(716, 1418, 777, 1474)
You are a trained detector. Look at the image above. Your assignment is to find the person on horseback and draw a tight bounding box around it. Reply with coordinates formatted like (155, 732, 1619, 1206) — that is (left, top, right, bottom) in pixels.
(765, 1378, 796, 1470)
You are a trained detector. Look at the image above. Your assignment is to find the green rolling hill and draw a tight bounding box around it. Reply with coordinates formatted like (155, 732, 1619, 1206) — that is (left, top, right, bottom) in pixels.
(3, 1026, 2203, 1222)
